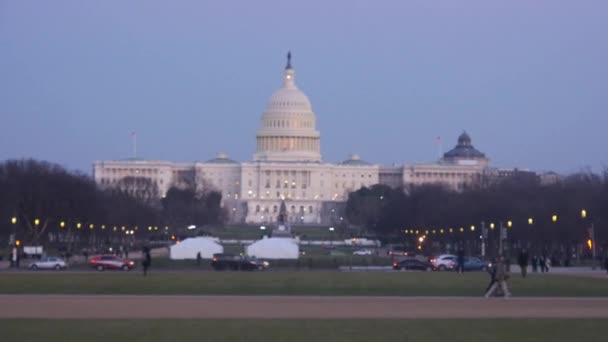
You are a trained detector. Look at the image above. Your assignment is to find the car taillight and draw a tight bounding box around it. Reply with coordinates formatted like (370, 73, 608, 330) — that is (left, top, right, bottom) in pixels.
(91, 259, 97, 264)
(212, 257, 218, 262)
(393, 262, 397, 267)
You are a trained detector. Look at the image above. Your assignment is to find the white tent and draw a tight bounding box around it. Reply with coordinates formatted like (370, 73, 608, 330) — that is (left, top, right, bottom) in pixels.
(246, 237, 299, 259)
(170, 237, 223, 260)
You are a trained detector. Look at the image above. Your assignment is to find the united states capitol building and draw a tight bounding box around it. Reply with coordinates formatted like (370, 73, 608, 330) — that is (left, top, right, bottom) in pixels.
(94, 54, 545, 225)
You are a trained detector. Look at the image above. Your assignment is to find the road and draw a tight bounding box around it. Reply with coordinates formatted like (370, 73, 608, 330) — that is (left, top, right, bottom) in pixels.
(1, 295, 607, 319)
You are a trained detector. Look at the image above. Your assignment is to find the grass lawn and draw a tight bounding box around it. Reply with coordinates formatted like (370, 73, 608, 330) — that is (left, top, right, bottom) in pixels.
(0, 271, 606, 296)
(1, 319, 607, 342)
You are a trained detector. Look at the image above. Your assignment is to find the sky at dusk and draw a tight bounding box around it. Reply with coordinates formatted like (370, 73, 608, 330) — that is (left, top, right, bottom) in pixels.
(1, 0, 607, 174)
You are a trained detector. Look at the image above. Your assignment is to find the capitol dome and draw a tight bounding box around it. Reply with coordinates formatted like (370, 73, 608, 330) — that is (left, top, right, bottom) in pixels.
(254, 53, 321, 163)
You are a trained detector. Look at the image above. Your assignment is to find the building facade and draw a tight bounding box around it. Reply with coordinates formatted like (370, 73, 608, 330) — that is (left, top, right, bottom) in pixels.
(94, 54, 519, 225)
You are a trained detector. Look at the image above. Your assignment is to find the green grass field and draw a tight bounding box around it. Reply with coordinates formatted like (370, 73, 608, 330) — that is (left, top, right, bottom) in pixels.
(2, 319, 607, 342)
(1, 271, 606, 296)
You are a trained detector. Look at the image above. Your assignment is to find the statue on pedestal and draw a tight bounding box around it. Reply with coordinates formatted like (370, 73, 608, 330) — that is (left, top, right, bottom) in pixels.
(273, 200, 292, 237)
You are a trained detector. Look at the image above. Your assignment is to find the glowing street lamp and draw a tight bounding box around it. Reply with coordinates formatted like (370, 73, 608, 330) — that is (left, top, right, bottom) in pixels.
(77, 223, 82, 229)
(528, 218, 533, 225)
(507, 221, 513, 228)
(490, 223, 495, 230)
(581, 209, 587, 219)
(60, 221, 66, 228)
(34, 218, 40, 226)
(470, 225, 475, 232)
(552, 215, 558, 223)
(11, 217, 17, 225)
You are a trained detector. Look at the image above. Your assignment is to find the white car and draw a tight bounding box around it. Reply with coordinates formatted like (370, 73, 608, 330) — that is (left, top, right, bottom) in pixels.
(29, 257, 68, 270)
(430, 254, 456, 271)
(353, 249, 373, 256)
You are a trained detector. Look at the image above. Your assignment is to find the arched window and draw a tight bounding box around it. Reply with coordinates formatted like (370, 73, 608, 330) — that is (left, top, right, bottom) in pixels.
(273, 205, 278, 213)
(309, 206, 313, 213)
(255, 205, 260, 213)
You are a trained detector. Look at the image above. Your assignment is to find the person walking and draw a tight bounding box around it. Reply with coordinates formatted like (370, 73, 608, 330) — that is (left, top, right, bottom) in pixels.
(539, 254, 546, 273)
(485, 256, 511, 298)
(457, 248, 465, 274)
(196, 252, 202, 267)
(531, 255, 538, 273)
(484, 258, 497, 295)
(142, 247, 151, 277)
(518, 249, 529, 278)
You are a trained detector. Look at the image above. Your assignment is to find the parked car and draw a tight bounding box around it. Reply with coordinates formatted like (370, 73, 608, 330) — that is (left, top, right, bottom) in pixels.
(387, 246, 413, 257)
(353, 249, 373, 256)
(393, 258, 434, 271)
(430, 254, 456, 271)
(89, 255, 135, 271)
(29, 257, 68, 270)
(464, 257, 491, 271)
(211, 253, 269, 271)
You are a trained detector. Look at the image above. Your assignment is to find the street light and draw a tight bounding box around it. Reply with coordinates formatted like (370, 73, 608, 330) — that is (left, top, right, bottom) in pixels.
(11, 217, 17, 224)
(34, 218, 40, 226)
(60, 221, 66, 228)
(581, 209, 587, 219)
(77, 223, 82, 229)
(507, 221, 512, 228)
(329, 227, 335, 232)
(552, 215, 558, 222)
(470, 225, 475, 232)
(490, 223, 495, 230)
(528, 218, 533, 225)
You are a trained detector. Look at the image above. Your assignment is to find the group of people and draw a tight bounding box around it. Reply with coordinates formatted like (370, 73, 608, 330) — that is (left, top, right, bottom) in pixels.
(519, 251, 551, 274)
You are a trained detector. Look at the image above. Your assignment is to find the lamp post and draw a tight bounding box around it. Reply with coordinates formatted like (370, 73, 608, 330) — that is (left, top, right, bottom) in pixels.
(581, 209, 596, 270)
(10, 217, 18, 268)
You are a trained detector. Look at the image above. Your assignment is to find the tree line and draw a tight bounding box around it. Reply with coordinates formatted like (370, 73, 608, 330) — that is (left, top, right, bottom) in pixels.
(0, 159, 225, 250)
(346, 170, 608, 258)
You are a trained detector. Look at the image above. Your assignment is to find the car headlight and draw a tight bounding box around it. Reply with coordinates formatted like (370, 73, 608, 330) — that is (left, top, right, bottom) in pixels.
(263, 261, 269, 267)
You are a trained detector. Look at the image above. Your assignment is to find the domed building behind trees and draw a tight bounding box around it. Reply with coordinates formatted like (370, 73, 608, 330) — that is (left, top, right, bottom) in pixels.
(93, 53, 539, 225)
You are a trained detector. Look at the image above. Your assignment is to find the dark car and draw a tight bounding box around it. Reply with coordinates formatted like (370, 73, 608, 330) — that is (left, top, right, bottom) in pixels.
(211, 253, 268, 271)
(463, 257, 491, 271)
(392, 258, 434, 271)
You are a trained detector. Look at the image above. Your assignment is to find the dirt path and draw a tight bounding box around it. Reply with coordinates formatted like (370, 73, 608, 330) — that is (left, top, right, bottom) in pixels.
(1, 295, 608, 319)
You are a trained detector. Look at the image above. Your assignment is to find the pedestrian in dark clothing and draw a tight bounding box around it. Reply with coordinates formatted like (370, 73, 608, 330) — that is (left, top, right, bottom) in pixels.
(518, 250, 529, 278)
(485, 260, 497, 294)
(457, 249, 465, 274)
(142, 247, 151, 277)
(196, 252, 202, 267)
(531, 255, 538, 273)
(539, 255, 546, 273)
